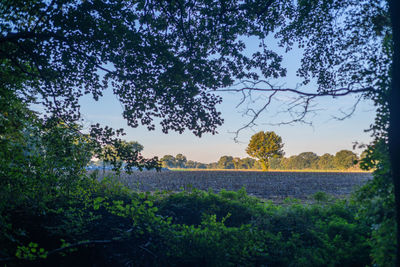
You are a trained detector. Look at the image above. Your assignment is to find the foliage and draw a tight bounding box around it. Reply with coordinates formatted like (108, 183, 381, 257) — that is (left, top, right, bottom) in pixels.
(0, 0, 294, 136)
(160, 154, 188, 168)
(175, 154, 187, 169)
(354, 139, 396, 266)
(0, 94, 93, 212)
(98, 140, 155, 174)
(278, 150, 359, 171)
(1, 176, 373, 266)
(161, 150, 361, 171)
(318, 153, 336, 170)
(334, 150, 358, 170)
(217, 155, 235, 169)
(246, 131, 284, 171)
(160, 155, 176, 168)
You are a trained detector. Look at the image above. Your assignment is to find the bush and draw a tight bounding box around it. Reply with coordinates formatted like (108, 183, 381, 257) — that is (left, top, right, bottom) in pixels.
(0, 176, 373, 266)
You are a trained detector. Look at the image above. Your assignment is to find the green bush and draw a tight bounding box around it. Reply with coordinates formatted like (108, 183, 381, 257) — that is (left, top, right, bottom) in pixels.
(0, 177, 374, 266)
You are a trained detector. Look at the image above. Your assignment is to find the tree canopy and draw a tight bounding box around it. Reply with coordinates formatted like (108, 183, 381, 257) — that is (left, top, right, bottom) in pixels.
(0, 0, 292, 136)
(334, 150, 358, 170)
(246, 131, 284, 171)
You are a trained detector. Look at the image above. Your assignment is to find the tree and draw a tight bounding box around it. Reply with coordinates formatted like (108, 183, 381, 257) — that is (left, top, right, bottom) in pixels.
(126, 141, 144, 153)
(232, 157, 241, 169)
(207, 162, 218, 169)
(185, 160, 196, 169)
(269, 157, 282, 170)
(246, 131, 284, 171)
(388, 3, 400, 263)
(289, 152, 319, 170)
(217, 156, 235, 169)
(318, 153, 335, 170)
(161, 155, 176, 169)
(303, 152, 319, 169)
(212, 0, 399, 261)
(241, 157, 257, 169)
(195, 162, 207, 169)
(0, 0, 290, 137)
(0, 0, 290, 181)
(175, 154, 187, 168)
(98, 139, 151, 173)
(334, 150, 358, 170)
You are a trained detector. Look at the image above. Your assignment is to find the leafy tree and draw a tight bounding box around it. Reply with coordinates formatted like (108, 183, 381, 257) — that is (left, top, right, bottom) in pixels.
(98, 139, 155, 173)
(295, 152, 320, 170)
(186, 160, 196, 169)
(195, 162, 207, 169)
(175, 154, 187, 168)
(334, 150, 358, 170)
(239, 157, 257, 169)
(269, 157, 282, 170)
(0, 0, 290, 137)
(279, 157, 291, 170)
(207, 162, 219, 170)
(232, 157, 241, 169)
(287, 156, 303, 170)
(318, 153, 335, 170)
(99, 141, 143, 168)
(126, 141, 144, 153)
(161, 155, 176, 168)
(246, 131, 284, 171)
(217, 156, 235, 169)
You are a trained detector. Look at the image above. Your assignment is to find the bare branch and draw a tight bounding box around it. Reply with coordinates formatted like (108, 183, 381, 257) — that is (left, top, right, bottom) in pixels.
(331, 95, 363, 121)
(218, 79, 373, 141)
(229, 91, 277, 141)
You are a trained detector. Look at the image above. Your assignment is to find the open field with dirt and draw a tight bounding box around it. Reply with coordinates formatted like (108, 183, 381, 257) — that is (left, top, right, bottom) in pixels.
(102, 170, 373, 201)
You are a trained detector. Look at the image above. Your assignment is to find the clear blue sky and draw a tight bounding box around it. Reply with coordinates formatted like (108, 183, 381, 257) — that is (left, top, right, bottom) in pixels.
(79, 37, 375, 163)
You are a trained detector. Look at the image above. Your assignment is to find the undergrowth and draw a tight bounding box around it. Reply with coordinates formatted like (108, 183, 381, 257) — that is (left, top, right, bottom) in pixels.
(1, 174, 373, 266)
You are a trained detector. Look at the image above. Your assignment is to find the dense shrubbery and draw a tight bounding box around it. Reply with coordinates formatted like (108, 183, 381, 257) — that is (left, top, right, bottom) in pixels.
(1, 174, 373, 266)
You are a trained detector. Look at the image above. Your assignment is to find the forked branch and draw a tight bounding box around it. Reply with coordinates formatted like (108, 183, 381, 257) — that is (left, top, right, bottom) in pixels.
(216, 80, 373, 141)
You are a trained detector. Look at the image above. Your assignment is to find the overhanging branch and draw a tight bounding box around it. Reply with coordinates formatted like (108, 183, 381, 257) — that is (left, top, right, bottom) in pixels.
(217, 79, 374, 141)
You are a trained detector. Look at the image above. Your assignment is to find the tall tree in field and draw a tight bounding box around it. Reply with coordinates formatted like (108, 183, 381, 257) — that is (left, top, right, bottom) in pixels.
(246, 131, 284, 171)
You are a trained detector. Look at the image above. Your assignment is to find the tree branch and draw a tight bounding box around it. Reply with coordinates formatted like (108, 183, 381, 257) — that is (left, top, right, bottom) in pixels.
(219, 79, 373, 141)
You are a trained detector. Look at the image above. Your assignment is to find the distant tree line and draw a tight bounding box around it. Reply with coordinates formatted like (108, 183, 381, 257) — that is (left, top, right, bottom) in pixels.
(161, 150, 362, 171)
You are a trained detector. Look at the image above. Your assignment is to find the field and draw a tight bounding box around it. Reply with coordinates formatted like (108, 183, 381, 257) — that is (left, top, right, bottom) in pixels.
(102, 170, 373, 202)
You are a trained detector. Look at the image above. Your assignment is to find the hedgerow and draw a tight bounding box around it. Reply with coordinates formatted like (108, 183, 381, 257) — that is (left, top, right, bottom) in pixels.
(1, 174, 372, 266)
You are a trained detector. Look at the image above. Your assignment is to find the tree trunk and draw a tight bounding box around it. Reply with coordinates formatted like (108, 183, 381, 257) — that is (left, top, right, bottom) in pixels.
(388, 0, 400, 264)
(260, 159, 269, 172)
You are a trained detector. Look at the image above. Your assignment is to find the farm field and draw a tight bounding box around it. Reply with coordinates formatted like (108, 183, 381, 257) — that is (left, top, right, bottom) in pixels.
(101, 170, 373, 202)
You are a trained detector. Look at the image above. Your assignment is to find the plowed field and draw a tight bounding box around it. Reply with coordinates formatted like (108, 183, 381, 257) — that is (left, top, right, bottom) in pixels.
(103, 170, 372, 201)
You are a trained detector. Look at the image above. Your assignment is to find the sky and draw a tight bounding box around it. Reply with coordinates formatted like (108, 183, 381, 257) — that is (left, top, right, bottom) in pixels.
(78, 37, 376, 163)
